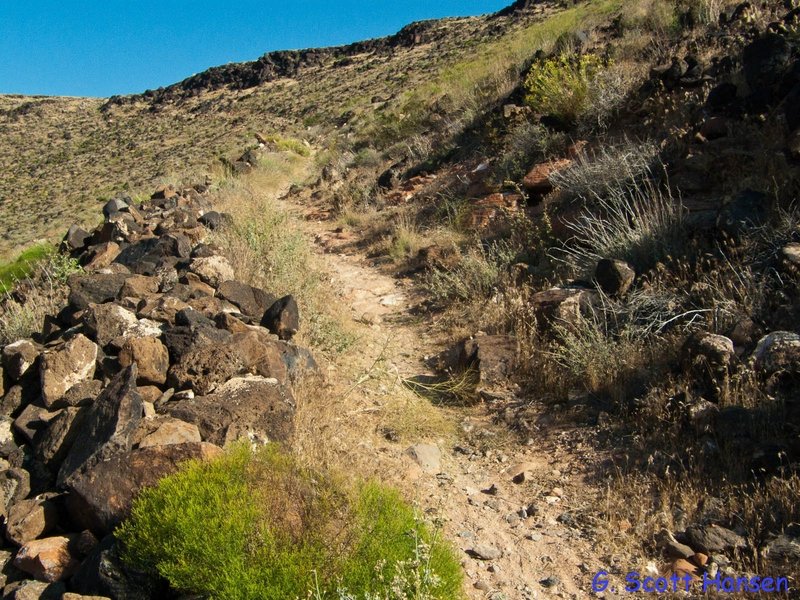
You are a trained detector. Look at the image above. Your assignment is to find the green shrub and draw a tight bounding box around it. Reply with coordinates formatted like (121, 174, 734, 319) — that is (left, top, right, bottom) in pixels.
(523, 53, 608, 125)
(117, 445, 463, 600)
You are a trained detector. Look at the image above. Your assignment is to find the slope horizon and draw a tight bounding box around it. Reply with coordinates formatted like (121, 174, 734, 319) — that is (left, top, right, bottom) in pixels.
(0, 0, 511, 98)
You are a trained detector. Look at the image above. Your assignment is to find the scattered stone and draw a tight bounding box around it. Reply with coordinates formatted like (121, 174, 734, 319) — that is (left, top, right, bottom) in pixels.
(656, 529, 695, 560)
(67, 273, 129, 311)
(752, 332, 800, 377)
(507, 462, 536, 484)
(39, 334, 98, 408)
(523, 158, 572, 195)
(0, 468, 30, 518)
(540, 576, 560, 588)
(531, 287, 597, 328)
(404, 444, 441, 474)
(34, 407, 87, 468)
(468, 544, 502, 560)
(3, 580, 66, 600)
(14, 535, 80, 582)
(761, 533, 800, 565)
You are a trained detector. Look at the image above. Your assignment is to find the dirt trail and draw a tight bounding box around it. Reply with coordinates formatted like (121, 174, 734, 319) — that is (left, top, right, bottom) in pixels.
(281, 198, 613, 600)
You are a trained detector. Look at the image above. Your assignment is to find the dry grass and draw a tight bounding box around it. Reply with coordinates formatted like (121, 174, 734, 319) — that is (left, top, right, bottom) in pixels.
(211, 152, 356, 357)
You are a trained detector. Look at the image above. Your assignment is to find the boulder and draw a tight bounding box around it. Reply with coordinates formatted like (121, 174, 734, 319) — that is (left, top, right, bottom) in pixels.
(83, 304, 161, 349)
(0, 469, 30, 518)
(117, 338, 168, 386)
(134, 418, 202, 448)
(64, 442, 221, 535)
(102, 198, 129, 218)
(70, 535, 163, 600)
(594, 259, 635, 296)
(522, 158, 572, 195)
(531, 287, 598, 328)
(34, 407, 87, 469)
(2, 580, 65, 599)
(59, 380, 103, 409)
(0, 417, 15, 456)
(67, 273, 129, 311)
(439, 335, 517, 389)
(164, 376, 295, 446)
(62, 225, 92, 253)
(81, 243, 121, 272)
(57, 366, 142, 487)
(135, 295, 190, 324)
(5, 497, 61, 546)
(14, 535, 79, 582)
(2, 341, 40, 382)
(261, 295, 299, 341)
(13, 405, 60, 445)
(217, 280, 275, 318)
(742, 33, 791, 106)
(685, 524, 746, 554)
(189, 256, 234, 288)
(118, 275, 159, 300)
(39, 335, 98, 409)
(166, 340, 247, 395)
(752, 332, 800, 377)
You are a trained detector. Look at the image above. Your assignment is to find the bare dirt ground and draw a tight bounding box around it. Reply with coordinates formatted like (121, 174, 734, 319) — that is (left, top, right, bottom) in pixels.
(282, 195, 617, 600)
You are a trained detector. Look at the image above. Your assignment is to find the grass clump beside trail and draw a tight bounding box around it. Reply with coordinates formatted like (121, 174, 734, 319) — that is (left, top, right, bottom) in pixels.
(0, 244, 53, 293)
(117, 444, 464, 600)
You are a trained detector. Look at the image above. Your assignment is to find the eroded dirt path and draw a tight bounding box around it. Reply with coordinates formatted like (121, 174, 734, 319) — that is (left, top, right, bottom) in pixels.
(280, 197, 613, 600)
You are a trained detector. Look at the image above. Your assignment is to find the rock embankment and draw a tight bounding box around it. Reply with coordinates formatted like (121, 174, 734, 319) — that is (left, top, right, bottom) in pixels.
(0, 184, 316, 598)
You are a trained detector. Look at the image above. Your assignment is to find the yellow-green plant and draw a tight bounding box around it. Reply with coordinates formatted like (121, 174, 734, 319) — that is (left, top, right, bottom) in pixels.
(524, 53, 608, 125)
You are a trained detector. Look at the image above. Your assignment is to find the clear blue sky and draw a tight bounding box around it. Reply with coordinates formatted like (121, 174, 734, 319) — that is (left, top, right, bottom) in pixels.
(0, 1, 510, 98)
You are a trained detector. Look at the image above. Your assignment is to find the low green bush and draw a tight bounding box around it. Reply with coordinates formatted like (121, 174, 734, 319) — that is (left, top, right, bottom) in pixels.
(523, 53, 608, 125)
(117, 444, 463, 600)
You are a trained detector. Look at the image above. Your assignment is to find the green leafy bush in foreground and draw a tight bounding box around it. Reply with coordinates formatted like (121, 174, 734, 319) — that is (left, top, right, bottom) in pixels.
(116, 444, 463, 600)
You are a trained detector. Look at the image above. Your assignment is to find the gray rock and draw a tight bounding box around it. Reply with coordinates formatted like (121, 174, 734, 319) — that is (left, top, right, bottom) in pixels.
(753, 332, 800, 377)
(468, 544, 502, 560)
(5, 496, 61, 546)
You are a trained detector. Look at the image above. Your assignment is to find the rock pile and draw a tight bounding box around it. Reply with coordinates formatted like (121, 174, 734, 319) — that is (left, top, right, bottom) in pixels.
(0, 184, 317, 598)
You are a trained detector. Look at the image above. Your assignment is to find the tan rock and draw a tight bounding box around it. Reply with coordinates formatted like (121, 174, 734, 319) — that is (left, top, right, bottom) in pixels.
(83, 242, 121, 271)
(118, 337, 169, 386)
(523, 158, 572, 195)
(138, 419, 202, 448)
(190, 256, 234, 288)
(2, 340, 40, 381)
(40, 335, 98, 408)
(14, 535, 80, 582)
(5, 497, 60, 546)
(119, 275, 159, 299)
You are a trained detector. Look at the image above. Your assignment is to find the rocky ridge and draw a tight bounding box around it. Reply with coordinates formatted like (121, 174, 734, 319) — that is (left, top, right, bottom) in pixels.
(0, 183, 317, 598)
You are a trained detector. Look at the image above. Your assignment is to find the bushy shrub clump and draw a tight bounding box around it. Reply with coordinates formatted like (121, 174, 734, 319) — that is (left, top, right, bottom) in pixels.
(116, 444, 463, 600)
(523, 53, 609, 125)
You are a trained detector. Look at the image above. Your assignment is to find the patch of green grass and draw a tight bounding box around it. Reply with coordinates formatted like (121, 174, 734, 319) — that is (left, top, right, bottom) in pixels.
(0, 244, 53, 292)
(117, 444, 464, 600)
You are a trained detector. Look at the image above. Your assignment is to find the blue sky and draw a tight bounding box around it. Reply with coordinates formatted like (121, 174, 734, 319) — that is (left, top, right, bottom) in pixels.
(0, 1, 510, 98)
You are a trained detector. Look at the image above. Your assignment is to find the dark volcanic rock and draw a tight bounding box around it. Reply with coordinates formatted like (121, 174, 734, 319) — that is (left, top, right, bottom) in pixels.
(67, 273, 129, 311)
(261, 295, 299, 341)
(594, 259, 635, 296)
(164, 376, 296, 446)
(57, 366, 143, 487)
(217, 280, 276, 319)
(64, 442, 221, 535)
(71, 535, 166, 600)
